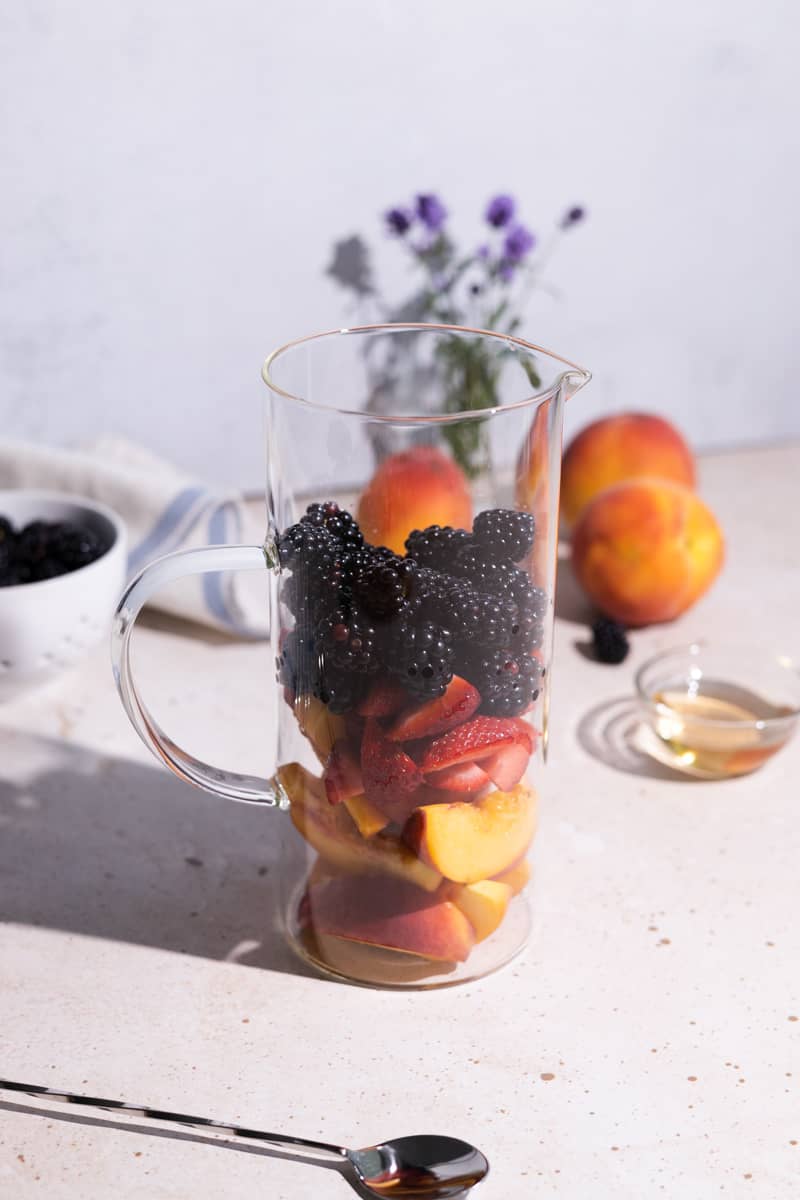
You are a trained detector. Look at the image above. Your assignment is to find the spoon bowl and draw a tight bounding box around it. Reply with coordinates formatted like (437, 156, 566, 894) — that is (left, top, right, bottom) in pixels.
(351, 1135, 489, 1198)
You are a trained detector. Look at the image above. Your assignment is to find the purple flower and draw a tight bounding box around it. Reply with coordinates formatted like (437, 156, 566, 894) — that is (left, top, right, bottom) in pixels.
(485, 194, 515, 228)
(476, 243, 490, 260)
(385, 206, 413, 235)
(503, 223, 536, 262)
(498, 262, 515, 283)
(561, 205, 586, 229)
(415, 193, 447, 231)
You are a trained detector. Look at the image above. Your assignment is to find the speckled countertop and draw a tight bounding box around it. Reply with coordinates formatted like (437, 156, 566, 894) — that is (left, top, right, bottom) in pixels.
(1, 445, 798, 1199)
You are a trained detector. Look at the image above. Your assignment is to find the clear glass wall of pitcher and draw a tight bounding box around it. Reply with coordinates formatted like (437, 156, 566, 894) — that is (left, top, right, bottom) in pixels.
(112, 324, 590, 987)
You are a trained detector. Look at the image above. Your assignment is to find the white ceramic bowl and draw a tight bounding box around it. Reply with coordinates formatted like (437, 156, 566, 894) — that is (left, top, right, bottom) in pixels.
(0, 490, 127, 700)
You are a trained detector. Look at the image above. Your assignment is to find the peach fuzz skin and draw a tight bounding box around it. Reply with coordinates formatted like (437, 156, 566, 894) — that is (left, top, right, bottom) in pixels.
(357, 446, 472, 554)
(560, 412, 696, 530)
(571, 478, 724, 626)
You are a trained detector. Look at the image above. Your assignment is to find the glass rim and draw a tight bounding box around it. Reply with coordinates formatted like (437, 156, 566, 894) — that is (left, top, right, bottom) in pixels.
(634, 641, 800, 729)
(261, 322, 591, 423)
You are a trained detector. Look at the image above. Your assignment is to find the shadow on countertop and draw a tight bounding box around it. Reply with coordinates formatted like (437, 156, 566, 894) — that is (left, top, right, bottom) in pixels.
(0, 730, 316, 980)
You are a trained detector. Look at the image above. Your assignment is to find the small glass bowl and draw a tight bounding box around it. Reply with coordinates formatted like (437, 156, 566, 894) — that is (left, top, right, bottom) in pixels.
(635, 642, 800, 779)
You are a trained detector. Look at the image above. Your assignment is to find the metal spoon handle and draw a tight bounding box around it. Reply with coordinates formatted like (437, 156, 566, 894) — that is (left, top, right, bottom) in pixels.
(0, 1078, 348, 1164)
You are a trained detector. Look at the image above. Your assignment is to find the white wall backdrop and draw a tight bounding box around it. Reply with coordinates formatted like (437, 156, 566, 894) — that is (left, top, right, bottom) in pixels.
(2, 0, 799, 487)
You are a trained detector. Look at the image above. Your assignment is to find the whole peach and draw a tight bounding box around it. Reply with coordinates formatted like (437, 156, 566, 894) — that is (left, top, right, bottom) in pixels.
(571, 479, 724, 626)
(357, 446, 472, 553)
(560, 413, 696, 530)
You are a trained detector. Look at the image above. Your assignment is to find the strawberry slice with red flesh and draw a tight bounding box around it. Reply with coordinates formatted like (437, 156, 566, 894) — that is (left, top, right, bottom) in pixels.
(323, 740, 364, 806)
(421, 716, 534, 792)
(424, 761, 491, 794)
(387, 676, 481, 742)
(357, 678, 409, 718)
(361, 718, 423, 825)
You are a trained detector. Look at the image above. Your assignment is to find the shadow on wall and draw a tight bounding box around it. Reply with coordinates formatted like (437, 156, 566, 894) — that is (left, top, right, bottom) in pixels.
(0, 730, 315, 980)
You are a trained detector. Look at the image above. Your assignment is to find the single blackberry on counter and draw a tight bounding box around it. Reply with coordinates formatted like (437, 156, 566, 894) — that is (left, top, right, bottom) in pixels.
(301, 501, 364, 552)
(469, 649, 543, 716)
(387, 620, 454, 699)
(473, 509, 535, 563)
(353, 554, 415, 619)
(316, 607, 380, 677)
(591, 617, 629, 664)
(404, 525, 472, 571)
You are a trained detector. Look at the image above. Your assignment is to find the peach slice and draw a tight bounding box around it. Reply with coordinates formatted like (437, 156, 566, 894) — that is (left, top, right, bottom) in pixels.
(449, 879, 511, 942)
(293, 696, 346, 763)
(344, 793, 391, 838)
(493, 858, 531, 896)
(280, 763, 441, 892)
(307, 874, 475, 963)
(387, 677, 481, 742)
(405, 783, 538, 884)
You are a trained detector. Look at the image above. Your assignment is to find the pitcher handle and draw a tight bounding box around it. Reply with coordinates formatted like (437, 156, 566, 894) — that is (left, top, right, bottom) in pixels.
(111, 544, 282, 806)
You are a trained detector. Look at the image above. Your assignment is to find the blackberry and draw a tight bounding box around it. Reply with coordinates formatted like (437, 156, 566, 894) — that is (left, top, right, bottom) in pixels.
(276, 629, 319, 698)
(278, 521, 338, 571)
(316, 607, 380, 676)
(301, 501, 364, 552)
(387, 620, 454, 699)
(404, 525, 472, 571)
(473, 509, 535, 563)
(353, 554, 415, 619)
(316, 665, 368, 714)
(46, 523, 107, 570)
(591, 617, 629, 665)
(0, 566, 31, 588)
(469, 649, 543, 716)
(16, 521, 50, 565)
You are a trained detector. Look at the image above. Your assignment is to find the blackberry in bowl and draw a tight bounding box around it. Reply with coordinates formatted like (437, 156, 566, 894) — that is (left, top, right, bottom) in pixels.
(0, 490, 127, 698)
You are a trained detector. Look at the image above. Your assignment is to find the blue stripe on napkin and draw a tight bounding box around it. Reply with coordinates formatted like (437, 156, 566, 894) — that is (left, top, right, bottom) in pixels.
(127, 485, 208, 574)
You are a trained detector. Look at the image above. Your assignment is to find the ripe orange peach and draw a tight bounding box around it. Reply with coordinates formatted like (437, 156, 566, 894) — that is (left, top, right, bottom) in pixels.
(571, 479, 724, 626)
(357, 446, 472, 553)
(559, 413, 696, 530)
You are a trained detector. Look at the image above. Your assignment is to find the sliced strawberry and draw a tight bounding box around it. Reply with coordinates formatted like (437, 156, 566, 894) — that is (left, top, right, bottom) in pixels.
(481, 742, 531, 791)
(361, 718, 423, 824)
(357, 678, 409, 718)
(323, 740, 364, 806)
(387, 676, 481, 742)
(424, 761, 492, 794)
(420, 716, 534, 780)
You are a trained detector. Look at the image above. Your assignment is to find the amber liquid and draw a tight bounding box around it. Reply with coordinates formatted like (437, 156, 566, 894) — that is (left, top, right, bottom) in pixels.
(652, 679, 795, 778)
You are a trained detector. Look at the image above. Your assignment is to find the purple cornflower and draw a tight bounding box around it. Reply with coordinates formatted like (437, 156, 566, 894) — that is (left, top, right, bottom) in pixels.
(385, 206, 413, 235)
(503, 223, 536, 262)
(415, 193, 447, 231)
(561, 205, 586, 229)
(485, 194, 515, 228)
(498, 262, 515, 283)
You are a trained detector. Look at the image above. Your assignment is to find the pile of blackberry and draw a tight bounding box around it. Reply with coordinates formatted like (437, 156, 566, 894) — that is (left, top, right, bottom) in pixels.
(0, 517, 110, 587)
(277, 501, 545, 715)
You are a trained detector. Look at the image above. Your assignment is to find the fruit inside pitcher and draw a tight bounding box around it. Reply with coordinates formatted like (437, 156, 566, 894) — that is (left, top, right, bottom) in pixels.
(275, 500, 544, 983)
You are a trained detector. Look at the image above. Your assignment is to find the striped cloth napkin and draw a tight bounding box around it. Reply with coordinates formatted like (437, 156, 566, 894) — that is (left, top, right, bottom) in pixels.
(0, 436, 268, 638)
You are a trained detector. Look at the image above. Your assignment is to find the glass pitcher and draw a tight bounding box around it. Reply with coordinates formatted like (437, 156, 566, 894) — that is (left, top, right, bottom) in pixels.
(112, 324, 590, 988)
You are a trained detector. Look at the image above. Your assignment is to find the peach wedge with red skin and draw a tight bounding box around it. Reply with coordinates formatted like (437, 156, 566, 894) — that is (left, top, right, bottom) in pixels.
(280, 762, 441, 893)
(448, 879, 512, 943)
(307, 874, 475, 963)
(405, 783, 538, 884)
